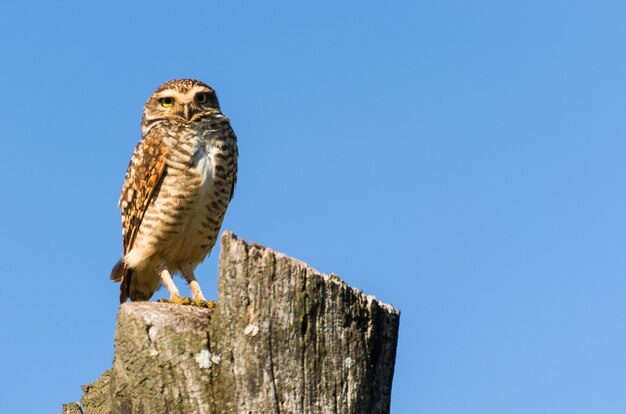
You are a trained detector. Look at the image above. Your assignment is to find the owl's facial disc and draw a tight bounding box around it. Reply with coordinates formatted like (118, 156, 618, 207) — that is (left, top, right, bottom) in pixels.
(144, 83, 221, 126)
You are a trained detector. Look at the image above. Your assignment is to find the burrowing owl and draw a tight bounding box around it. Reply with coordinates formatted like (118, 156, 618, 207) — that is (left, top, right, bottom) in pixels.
(110, 79, 238, 305)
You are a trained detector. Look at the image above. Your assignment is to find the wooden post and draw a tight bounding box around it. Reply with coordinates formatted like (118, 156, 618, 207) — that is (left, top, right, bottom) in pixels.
(64, 232, 400, 414)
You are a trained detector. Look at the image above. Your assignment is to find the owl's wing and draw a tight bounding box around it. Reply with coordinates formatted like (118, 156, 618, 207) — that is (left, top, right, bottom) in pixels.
(118, 130, 168, 256)
(228, 126, 238, 201)
(111, 130, 167, 302)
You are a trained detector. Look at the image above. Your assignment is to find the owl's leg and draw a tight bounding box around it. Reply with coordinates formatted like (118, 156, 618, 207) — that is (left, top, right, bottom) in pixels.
(156, 261, 183, 302)
(181, 263, 214, 308)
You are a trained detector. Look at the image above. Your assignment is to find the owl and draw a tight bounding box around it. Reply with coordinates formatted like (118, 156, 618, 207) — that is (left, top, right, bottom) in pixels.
(110, 79, 238, 306)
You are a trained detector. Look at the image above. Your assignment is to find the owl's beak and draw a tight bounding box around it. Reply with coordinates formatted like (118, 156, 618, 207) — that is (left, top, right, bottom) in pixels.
(181, 103, 218, 122)
(182, 104, 192, 121)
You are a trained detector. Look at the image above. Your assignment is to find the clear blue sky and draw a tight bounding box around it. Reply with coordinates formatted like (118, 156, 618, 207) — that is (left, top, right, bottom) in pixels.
(1, 1, 626, 413)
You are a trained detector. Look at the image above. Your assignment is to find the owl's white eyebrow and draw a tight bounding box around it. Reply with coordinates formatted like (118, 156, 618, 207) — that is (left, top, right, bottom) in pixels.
(154, 91, 182, 99)
(154, 88, 210, 101)
(189, 86, 212, 94)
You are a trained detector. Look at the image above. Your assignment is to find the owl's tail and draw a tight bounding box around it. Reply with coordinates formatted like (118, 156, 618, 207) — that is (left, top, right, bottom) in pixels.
(110, 259, 132, 303)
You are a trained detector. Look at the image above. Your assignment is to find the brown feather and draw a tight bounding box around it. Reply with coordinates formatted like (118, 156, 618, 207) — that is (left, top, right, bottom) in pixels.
(115, 130, 168, 303)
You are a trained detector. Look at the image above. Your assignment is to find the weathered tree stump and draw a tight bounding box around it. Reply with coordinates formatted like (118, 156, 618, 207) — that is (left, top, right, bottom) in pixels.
(63, 231, 400, 413)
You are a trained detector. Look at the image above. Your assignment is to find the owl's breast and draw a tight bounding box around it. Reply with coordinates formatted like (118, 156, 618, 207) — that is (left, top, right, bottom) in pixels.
(159, 127, 236, 265)
(125, 120, 237, 271)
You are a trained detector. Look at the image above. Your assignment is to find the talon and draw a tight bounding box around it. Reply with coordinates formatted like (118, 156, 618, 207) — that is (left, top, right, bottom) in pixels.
(192, 299, 215, 308)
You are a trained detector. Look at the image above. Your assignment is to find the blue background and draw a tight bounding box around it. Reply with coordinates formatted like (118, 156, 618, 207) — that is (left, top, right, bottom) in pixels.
(1, 1, 626, 413)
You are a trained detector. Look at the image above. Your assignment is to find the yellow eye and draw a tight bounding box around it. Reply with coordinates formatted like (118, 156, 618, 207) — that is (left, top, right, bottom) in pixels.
(195, 93, 208, 104)
(160, 97, 174, 107)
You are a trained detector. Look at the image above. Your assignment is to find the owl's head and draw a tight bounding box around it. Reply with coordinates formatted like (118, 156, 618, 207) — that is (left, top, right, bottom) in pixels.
(142, 79, 222, 127)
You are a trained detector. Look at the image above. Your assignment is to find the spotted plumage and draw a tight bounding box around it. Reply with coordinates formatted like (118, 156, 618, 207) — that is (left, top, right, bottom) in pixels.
(110, 79, 238, 304)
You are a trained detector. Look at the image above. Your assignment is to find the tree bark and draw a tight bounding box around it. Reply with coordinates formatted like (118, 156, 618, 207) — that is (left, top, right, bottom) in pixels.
(64, 231, 400, 414)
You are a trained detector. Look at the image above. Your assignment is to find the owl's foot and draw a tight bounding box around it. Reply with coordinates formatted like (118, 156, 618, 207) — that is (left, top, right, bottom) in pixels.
(157, 296, 215, 308)
(157, 296, 190, 305)
(192, 299, 216, 309)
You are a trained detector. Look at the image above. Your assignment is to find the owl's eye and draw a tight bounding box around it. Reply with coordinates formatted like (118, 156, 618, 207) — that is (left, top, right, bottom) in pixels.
(195, 93, 208, 104)
(160, 97, 174, 108)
